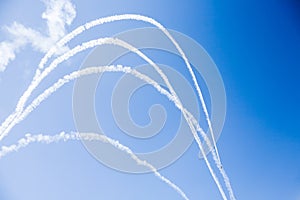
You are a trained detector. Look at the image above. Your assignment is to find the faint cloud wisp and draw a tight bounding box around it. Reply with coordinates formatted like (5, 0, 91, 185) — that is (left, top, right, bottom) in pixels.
(0, 0, 76, 72)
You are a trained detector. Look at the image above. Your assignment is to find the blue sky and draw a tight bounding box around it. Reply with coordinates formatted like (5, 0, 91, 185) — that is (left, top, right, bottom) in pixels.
(0, 0, 299, 200)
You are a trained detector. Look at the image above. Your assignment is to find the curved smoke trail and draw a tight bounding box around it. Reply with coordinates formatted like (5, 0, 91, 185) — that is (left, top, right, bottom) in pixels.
(0, 36, 230, 198)
(0, 131, 189, 200)
(5, 64, 232, 200)
(11, 14, 220, 164)
(0, 15, 236, 199)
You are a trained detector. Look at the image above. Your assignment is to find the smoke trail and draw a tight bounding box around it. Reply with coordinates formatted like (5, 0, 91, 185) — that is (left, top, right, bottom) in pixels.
(0, 15, 235, 199)
(0, 131, 189, 200)
(0, 37, 156, 138)
(16, 36, 180, 114)
(5, 65, 230, 200)
(0, 15, 226, 196)
(78, 14, 222, 164)
(0, 37, 181, 140)
(9, 14, 220, 164)
(187, 115, 235, 200)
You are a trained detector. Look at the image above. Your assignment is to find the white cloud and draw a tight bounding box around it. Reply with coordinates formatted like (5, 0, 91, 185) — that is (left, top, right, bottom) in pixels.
(0, 0, 76, 72)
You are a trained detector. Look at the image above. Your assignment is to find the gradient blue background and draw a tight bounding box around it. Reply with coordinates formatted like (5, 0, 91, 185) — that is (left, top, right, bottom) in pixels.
(0, 0, 299, 199)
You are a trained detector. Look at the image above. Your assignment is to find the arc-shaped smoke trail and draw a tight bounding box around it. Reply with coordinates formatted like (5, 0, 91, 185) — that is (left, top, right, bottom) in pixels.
(0, 37, 181, 141)
(6, 65, 232, 200)
(0, 38, 235, 199)
(0, 131, 189, 200)
(11, 14, 220, 165)
(0, 37, 167, 140)
(75, 14, 222, 164)
(0, 15, 224, 194)
(0, 36, 231, 199)
(0, 15, 236, 199)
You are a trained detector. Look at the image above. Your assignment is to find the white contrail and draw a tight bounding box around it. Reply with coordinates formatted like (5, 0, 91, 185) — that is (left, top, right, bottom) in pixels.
(0, 14, 234, 199)
(4, 65, 230, 200)
(0, 15, 224, 196)
(77, 14, 222, 164)
(0, 37, 181, 140)
(0, 131, 189, 200)
(187, 112, 235, 200)
(15, 36, 180, 115)
(0, 35, 234, 198)
(9, 14, 220, 164)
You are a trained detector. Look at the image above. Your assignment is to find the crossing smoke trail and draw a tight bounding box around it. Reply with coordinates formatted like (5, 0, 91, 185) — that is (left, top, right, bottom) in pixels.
(6, 64, 231, 200)
(0, 33, 233, 198)
(0, 36, 182, 139)
(0, 38, 235, 199)
(79, 14, 222, 164)
(0, 37, 182, 141)
(0, 131, 189, 200)
(0, 15, 236, 199)
(9, 14, 220, 165)
(0, 42, 234, 199)
(0, 15, 222, 187)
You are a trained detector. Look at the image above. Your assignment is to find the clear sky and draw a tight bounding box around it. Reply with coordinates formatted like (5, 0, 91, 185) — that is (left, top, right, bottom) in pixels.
(0, 0, 299, 200)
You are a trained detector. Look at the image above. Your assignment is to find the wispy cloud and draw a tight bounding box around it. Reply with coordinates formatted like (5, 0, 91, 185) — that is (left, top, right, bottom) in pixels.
(0, 0, 76, 72)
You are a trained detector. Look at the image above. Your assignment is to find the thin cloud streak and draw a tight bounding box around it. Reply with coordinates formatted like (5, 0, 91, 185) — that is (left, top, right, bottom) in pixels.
(0, 0, 76, 71)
